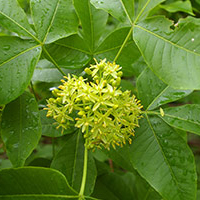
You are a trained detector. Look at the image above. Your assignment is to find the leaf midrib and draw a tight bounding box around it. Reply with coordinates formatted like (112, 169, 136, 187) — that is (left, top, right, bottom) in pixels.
(135, 24, 200, 56)
(0, 45, 41, 68)
(42, 0, 61, 44)
(145, 114, 182, 199)
(0, 11, 40, 43)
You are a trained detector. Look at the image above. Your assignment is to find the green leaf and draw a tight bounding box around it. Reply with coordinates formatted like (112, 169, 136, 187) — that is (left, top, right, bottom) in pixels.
(1, 92, 41, 167)
(0, 0, 35, 38)
(90, 0, 133, 23)
(133, 16, 200, 89)
(30, 0, 78, 44)
(158, 104, 200, 135)
(135, 0, 166, 22)
(91, 0, 166, 23)
(45, 42, 91, 69)
(130, 115, 197, 200)
(160, 0, 194, 16)
(137, 67, 192, 110)
(40, 110, 76, 137)
(95, 27, 146, 77)
(132, 171, 162, 200)
(51, 131, 97, 195)
(0, 36, 42, 105)
(92, 172, 135, 200)
(32, 59, 83, 83)
(74, 0, 108, 51)
(0, 167, 78, 199)
(103, 145, 134, 172)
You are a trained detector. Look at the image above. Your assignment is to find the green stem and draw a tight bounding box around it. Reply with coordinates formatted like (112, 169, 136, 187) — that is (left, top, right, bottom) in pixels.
(30, 81, 37, 100)
(113, 26, 133, 62)
(79, 146, 88, 199)
(43, 46, 66, 76)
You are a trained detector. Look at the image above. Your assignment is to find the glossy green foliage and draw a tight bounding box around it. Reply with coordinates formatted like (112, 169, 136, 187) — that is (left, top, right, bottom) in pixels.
(130, 116, 197, 200)
(30, 0, 78, 44)
(133, 16, 200, 89)
(0, 37, 41, 105)
(51, 132, 97, 195)
(137, 68, 192, 110)
(0, 0, 200, 200)
(160, 104, 200, 135)
(0, 167, 78, 199)
(1, 92, 41, 167)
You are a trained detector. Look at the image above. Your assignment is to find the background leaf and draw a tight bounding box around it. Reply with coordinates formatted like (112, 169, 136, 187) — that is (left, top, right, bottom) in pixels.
(30, 0, 78, 44)
(1, 92, 41, 167)
(0, 167, 77, 199)
(159, 0, 194, 16)
(137, 67, 192, 110)
(74, 0, 108, 51)
(40, 110, 76, 137)
(159, 104, 200, 135)
(51, 131, 97, 195)
(92, 172, 135, 200)
(133, 16, 200, 89)
(130, 115, 197, 200)
(0, 36, 41, 105)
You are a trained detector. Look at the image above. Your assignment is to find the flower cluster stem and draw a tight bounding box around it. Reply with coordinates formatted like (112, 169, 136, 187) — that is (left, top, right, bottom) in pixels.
(79, 146, 88, 199)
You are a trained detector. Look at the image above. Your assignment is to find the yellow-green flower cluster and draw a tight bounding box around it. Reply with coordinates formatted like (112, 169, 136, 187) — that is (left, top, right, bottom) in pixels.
(45, 59, 142, 150)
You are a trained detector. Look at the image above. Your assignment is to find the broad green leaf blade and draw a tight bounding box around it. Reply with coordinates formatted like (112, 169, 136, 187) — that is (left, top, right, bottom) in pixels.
(0, 0, 35, 38)
(51, 132, 97, 195)
(160, 0, 194, 15)
(135, 0, 166, 22)
(30, 0, 78, 44)
(44, 43, 91, 69)
(92, 172, 135, 200)
(133, 172, 162, 200)
(137, 68, 192, 110)
(91, 0, 166, 23)
(55, 34, 91, 54)
(130, 115, 197, 200)
(32, 59, 83, 83)
(0, 167, 78, 199)
(103, 145, 134, 172)
(40, 110, 76, 137)
(133, 16, 200, 89)
(73, 0, 108, 51)
(90, 0, 133, 23)
(159, 104, 200, 135)
(0, 36, 42, 105)
(1, 92, 41, 167)
(95, 27, 146, 77)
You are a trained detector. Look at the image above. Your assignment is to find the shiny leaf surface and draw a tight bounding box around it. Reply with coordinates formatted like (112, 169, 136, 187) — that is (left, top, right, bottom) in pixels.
(137, 68, 192, 110)
(0, 0, 35, 38)
(130, 115, 197, 200)
(0, 167, 78, 199)
(30, 0, 78, 44)
(1, 92, 41, 167)
(51, 132, 97, 195)
(159, 104, 200, 135)
(0, 36, 42, 105)
(133, 16, 200, 89)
